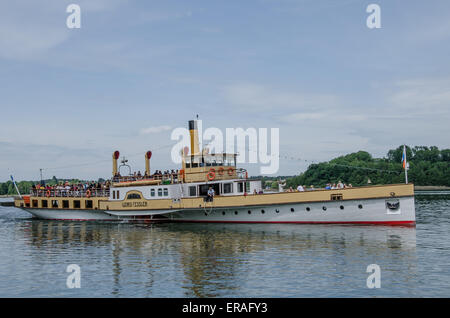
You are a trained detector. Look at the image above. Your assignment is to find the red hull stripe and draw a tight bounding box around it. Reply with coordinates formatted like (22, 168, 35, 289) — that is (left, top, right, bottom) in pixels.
(34, 219, 416, 226)
(171, 220, 416, 226)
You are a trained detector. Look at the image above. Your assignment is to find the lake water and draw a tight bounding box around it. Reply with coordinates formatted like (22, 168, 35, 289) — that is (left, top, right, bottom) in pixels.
(0, 192, 449, 297)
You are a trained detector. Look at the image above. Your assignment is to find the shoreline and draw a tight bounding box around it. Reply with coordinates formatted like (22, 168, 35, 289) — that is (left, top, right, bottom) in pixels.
(414, 186, 450, 191)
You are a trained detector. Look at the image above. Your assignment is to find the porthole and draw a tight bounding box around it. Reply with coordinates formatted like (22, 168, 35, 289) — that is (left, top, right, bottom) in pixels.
(275, 209, 280, 213)
(248, 210, 252, 214)
(235, 211, 238, 215)
(222, 211, 226, 215)
(306, 207, 310, 211)
(358, 204, 363, 209)
(290, 208, 295, 212)
(204, 213, 208, 216)
(261, 209, 265, 214)
(322, 206, 327, 211)
(340, 205, 344, 210)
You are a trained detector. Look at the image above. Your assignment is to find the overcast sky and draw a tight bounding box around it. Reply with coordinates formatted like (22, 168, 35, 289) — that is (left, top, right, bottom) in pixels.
(1, 0, 450, 181)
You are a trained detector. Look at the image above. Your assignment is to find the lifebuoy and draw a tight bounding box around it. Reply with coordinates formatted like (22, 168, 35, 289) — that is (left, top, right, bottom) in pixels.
(218, 167, 224, 176)
(207, 168, 216, 181)
(46, 190, 51, 198)
(86, 190, 91, 198)
(228, 167, 234, 176)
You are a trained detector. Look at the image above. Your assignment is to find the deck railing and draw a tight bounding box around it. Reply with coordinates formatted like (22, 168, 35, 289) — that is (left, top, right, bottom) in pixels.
(30, 189, 110, 198)
(112, 174, 179, 184)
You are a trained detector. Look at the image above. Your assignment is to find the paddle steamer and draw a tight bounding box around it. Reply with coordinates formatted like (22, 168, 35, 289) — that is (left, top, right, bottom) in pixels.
(14, 120, 416, 225)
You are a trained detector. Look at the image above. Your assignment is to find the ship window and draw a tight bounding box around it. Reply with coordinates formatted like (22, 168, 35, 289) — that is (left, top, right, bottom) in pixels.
(85, 200, 93, 209)
(32, 200, 38, 208)
(340, 205, 344, 210)
(222, 211, 226, 215)
(189, 186, 196, 196)
(237, 182, 244, 193)
(291, 208, 295, 212)
(322, 206, 327, 211)
(275, 209, 280, 213)
(261, 209, 265, 214)
(248, 210, 252, 214)
(41, 200, 48, 208)
(223, 183, 233, 194)
(127, 193, 141, 200)
(62, 200, 69, 208)
(52, 200, 59, 208)
(331, 194, 343, 201)
(116, 191, 120, 199)
(235, 211, 238, 215)
(74, 200, 81, 209)
(151, 189, 155, 197)
(158, 188, 163, 197)
(246, 182, 250, 192)
(358, 204, 363, 209)
(163, 188, 169, 196)
(113, 191, 115, 199)
(306, 207, 310, 211)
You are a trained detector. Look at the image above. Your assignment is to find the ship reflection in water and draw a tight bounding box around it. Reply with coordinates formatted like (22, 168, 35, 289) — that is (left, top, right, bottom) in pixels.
(15, 220, 417, 297)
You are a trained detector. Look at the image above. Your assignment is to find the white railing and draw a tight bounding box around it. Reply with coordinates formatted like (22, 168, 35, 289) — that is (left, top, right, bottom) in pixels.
(30, 189, 110, 198)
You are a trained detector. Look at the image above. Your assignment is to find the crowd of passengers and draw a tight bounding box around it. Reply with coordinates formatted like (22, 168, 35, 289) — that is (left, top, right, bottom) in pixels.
(31, 181, 110, 196)
(113, 169, 179, 182)
(285, 181, 353, 192)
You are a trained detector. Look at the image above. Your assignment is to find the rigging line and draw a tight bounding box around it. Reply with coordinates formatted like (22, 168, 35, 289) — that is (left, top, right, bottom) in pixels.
(328, 163, 402, 174)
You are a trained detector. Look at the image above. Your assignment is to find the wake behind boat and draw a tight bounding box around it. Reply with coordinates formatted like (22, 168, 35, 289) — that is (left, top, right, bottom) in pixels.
(13, 120, 416, 226)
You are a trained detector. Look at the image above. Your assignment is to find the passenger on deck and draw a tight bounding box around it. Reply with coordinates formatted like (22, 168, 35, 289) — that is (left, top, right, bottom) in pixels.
(207, 186, 215, 202)
(297, 185, 305, 192)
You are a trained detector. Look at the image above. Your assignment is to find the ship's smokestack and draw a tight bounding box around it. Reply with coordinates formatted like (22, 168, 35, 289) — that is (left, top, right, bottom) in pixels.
(112, 150, 120, 176)
(188, 120, 200, 155)
(145, 151, 152, 176)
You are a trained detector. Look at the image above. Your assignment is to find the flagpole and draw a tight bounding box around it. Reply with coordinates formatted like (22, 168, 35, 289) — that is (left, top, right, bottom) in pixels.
(403, 145, 408, 184)
(10, 175, 22, 199)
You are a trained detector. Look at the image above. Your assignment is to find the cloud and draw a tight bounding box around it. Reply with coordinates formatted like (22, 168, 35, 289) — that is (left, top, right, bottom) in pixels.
(223, 83, 340, 111)
(0, 0, 128, 61)
(279, 111, 367, 123)
(388, 77, 450, 114)
(139, 125, 172, 135)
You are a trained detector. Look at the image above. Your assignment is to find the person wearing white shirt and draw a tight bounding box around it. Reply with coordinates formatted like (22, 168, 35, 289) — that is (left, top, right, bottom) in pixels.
(296, 185, 305, 192)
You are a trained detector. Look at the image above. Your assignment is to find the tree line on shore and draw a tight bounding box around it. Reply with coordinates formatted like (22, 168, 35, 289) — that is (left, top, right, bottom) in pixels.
(284, 145, 450, 189)
(1, 145, 449, 195)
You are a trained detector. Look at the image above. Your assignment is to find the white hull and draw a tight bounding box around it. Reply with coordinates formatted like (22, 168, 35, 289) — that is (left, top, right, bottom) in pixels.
(168, 196, 415, 225)
(22, 208, 121, 221)
(21, 196, 415, 225)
